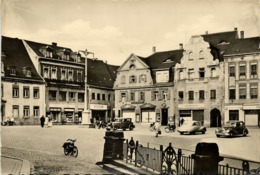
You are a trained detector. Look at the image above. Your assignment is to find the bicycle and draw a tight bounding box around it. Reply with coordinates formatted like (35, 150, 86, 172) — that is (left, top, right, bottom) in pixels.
(165, 123, 176, 133)
(149, 122, 156, 132)
(62, 139, 78, 158)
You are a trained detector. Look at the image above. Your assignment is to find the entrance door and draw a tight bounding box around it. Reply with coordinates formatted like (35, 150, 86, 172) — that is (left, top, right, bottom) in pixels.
(161, 108, 168, 126)
(210, 108, 222, 127)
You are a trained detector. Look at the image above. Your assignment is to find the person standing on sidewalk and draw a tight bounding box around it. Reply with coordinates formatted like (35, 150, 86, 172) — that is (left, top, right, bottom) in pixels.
(40, 115, 45, 128)
(154, 120, 161, 137)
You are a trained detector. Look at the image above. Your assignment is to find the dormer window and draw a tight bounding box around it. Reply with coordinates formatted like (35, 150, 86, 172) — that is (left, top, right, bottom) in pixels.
(77, 70, 82, 82)
(156, 71, 169, 83)
(218, 40, 230, 45)
(26, 70, 31, 77)
(51, 67, 57, 79)
(129, 75, 137, 83)
(139, 74, 147, 83)
(10, 67, 16, 75)
(45, 46, 53, 58)
(61, 69, 67, 81)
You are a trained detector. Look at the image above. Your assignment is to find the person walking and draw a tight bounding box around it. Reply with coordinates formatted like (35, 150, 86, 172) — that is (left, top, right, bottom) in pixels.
(40, 115, 45, 128)
(154, 120, 161, 137)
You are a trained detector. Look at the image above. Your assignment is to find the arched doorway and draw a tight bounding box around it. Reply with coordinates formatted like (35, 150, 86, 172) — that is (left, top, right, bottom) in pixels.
(210, 108, 221, 127)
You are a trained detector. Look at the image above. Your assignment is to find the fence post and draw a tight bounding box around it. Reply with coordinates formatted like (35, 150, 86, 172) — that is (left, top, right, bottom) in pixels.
(160, 145, 163, 174)
(126, 139, 129, 163)
(177, 149, 182, 175)
(135, 141, 139, 167)
(242, 161, 250, 174)
(191, 142, 223, 175)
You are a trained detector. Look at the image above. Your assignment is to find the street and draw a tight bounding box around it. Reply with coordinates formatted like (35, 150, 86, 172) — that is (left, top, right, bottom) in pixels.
(1, 124, 260, 174)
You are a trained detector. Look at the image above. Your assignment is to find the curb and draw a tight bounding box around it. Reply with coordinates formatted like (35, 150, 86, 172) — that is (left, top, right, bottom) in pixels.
(1, 155, 33, 175)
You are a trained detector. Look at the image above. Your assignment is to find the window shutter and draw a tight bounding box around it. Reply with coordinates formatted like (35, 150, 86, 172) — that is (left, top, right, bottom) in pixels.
(151, 91, 154, 101)
(167, 90, 170, 100)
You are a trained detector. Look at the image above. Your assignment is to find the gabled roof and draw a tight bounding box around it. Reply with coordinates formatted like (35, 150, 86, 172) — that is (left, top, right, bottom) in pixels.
(144, 49, 183, 69)
(224, 37, 260, 56)
(1, 36, 44, 82)
(202, 31, 238, 46)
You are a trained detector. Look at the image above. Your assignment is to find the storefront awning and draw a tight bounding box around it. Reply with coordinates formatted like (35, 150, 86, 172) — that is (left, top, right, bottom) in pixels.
(121, 104, 136, 110)
(140, 103, 156, 109)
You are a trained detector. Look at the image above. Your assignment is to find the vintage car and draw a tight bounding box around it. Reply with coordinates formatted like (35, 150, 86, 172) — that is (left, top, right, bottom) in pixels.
(111, 118, 135, 131)
(215, 120, 249, 137)
(177, 121, 206, 135)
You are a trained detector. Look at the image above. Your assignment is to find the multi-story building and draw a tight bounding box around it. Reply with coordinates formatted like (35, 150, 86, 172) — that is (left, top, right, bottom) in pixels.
(114, 46, 183, 125)
(23, 40, 118, 124)
(1, 36, 46, 125)
(224, 35, 260, 126)
(174, 29, 239, 127)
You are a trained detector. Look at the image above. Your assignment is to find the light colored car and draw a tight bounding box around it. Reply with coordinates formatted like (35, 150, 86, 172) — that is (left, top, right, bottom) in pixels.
(177, 121, 206, 135)
(215, 120, 249, 137)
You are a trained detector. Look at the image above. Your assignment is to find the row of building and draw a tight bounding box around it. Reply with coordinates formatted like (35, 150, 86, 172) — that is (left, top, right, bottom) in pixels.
(1, 28, 260, 127)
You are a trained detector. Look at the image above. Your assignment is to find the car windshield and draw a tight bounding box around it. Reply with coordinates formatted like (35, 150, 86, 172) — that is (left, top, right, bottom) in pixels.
(225, 121, 236, 126)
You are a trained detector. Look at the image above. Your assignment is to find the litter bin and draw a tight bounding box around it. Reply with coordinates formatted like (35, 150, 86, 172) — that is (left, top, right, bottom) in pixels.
(191, 142, 223, 175)
(102, 131, 125, 163)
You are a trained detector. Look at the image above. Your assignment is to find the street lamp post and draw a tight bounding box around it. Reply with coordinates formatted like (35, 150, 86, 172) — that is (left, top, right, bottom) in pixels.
(79, 49, 94, 125)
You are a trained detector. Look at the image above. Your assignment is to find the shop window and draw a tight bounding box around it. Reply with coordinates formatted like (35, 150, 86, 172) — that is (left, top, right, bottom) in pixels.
(229, 110, 239, 120)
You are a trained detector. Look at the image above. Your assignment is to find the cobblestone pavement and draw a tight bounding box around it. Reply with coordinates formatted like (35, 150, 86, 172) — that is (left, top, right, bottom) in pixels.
(1, 125, 110, 174)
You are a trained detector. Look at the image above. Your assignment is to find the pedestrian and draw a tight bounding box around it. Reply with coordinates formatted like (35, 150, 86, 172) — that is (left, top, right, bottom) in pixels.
(45, 115, 49, 127)
(48, 115, 52, 127)
(154, 120, 161, 137)
(40, 115, 45, 128)
(180, 117, 185, 126)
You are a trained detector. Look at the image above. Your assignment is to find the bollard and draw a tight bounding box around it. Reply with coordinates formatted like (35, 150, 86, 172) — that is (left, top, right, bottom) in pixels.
(102, 131, 125, 163)
(191, 142, 223, 175)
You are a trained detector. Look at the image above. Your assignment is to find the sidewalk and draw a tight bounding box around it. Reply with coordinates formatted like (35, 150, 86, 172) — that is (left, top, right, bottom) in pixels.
(1, 156, 32, 175)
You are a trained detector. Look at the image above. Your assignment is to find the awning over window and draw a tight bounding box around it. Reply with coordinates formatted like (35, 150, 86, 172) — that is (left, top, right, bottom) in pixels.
(121, 104, 136, 110)
(140, 103, 156, 109)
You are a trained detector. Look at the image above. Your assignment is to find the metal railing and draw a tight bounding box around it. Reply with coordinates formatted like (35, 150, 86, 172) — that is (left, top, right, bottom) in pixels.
(123, 137, 260, 175)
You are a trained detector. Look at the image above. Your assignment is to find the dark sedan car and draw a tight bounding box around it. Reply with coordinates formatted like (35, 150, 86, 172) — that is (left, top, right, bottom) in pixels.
(215, 120, 249, 137)
(111, 118, 135, 131)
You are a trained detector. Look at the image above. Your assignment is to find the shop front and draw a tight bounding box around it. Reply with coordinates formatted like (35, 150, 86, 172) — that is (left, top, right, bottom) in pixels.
(121, 104, 136, 122)
(140, 103, 156, 123)
(49, 107, 61, 122)
(64, 108, 75, 122)
(90, 104, 107, 123)
(243, 105, 260, 126)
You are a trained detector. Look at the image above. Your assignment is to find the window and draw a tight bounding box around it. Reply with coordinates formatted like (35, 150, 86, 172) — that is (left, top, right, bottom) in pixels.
(61, 69, 67, 80)
(49, 90, 57, 101)
(211, 67, 217, 77)
(199, 50, 204, 59)
(92, 93, 95, 100)
(229, 66, 235, 77)
(239, 84, 246, 99)
(97, 93, 100, 100)
(23, 106, 30, 117)
(121, 92, 126, 102)
(1, 84, 3, 98)
(250, 63, 257, 78)
(156, 71, 169, 83)
(1, 61, 4, 74)
(179, 70, 183, 80)
(250, 83, 258, 99)
(108, 94, 111, 101)
(13, 105, 19, 118)
(33, 87, 39, 98)
(69, 92, 76, 101)
(229, 110, 239, 120)
(121, 75, 126, 84)
(189, 52, 193, 60)
(51, 68, 57, 79)
(102, 94, 106, 101)
(78, 93, 84, 102)
(33, 106, 39, 117)
(26, 70, 31, 77)
(178, 91, 184, 100)
(139, 74, 147, 83)
(210, 90, 216, 99)
(140, 91, 145, 101)
(68, 70, 73, 81)
(43, 67, 49, 78)
(77, 71, 83, 82)
(239, 64, 246, 77)
(46, 51, 53, 58)
(188, 91, 194, 100)
(129, 75, 137, 83)
(229, 89, 236, 100)
(59, 91, 67, 101)
(10, 67, 16, 75)
(12, 86, 19, 98)
(199, 90, 204, 100)
(188, 69, 194, 79)
(162, 91, 168, 100)
(152, 91, 159, 101)
(199, 68, 205, 78)
(129, 64, 136, 70)
(23, 87, 30, 98)
(130, 92, 135, 101)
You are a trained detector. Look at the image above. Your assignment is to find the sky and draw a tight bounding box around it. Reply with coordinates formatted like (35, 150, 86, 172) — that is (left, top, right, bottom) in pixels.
(1, 0, 260, 65)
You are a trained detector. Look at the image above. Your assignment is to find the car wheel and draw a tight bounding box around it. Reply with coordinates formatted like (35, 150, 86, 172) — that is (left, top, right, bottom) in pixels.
(229, 132, 233, 137)
(243, 130, 248, 136)
(180, 132, 184, 135)
(202, 130, 206, 134)
(165, 127, 170, 133)
(114, 126, 118, 130)
(216, 135, 220, 138)
(129, 126, 134, 131)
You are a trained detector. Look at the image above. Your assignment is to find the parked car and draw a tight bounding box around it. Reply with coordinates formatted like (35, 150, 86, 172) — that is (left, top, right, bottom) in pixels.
(215, 120, 249, 138)
(177, 121, 206, 135)
(111, 118, 135, 131)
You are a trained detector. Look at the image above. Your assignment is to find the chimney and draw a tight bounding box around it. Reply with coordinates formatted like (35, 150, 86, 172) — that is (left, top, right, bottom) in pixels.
(152, 46, 156, 53)
(52, 42, 57, 46)
(234, 27, 238, 31)
(240, 31, 244, 39)
(179, 43, 183, 50)
(205, 31, 208, 34)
